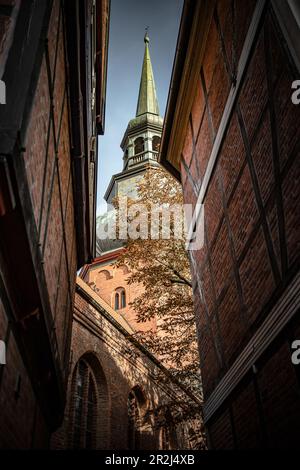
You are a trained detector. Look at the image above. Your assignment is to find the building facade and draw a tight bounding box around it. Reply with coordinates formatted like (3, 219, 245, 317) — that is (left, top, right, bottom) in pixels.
(0, 0, 109, 448)
(52, 277, 202, 450)
(81, 248, 156, 333)
(160, 0, 300, 449)
(51, 33, 204, 450)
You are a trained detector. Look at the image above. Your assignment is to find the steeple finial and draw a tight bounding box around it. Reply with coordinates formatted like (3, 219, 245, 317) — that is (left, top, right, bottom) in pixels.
(136, 30, 160, 117)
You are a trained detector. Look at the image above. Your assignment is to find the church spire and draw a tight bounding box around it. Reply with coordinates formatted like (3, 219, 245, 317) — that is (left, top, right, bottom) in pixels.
(136, 32, 160, 117)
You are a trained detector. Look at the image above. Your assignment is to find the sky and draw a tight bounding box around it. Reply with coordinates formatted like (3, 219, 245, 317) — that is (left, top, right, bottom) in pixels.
(96, 0, 183, 214)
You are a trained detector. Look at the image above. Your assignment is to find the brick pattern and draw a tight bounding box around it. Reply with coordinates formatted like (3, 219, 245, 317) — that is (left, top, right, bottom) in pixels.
(0, 0, 77, 448)
(23, 0, 76, 374)
(86, 260, 157, 333)
(181, 0, 300, 448)
(206, 326, 300, 449)
(0, 299, 49, 448)
(51, 290, 198, 450)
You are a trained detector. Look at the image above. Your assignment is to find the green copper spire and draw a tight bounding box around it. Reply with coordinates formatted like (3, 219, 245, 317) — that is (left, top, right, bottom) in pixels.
(136, 32, 160, 117)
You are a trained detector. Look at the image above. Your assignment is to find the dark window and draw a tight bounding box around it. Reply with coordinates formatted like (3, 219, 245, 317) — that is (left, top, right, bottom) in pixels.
(134, 137, 144, 154)
(121, 289, 126, 308)
(86, 375, 96, 449)
(115, 292, 120, 310)
(152, 136, 161, 152)
(72, 360, 97, 449)
(73, 361, 86, 448)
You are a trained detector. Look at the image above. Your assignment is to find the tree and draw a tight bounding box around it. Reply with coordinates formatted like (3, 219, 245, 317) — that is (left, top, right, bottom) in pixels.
(96, 166, 207, 448)
(114, 167, 202, 397)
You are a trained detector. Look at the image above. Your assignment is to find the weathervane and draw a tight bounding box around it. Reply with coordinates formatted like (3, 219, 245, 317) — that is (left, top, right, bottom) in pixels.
(144, 26, 150, 43)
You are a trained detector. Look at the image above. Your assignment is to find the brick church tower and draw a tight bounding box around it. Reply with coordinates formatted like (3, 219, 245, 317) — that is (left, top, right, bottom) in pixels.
(91, 32, 164, 333)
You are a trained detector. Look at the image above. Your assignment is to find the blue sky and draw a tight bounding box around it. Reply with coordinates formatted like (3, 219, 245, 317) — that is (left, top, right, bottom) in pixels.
(96, 0, 183, 214)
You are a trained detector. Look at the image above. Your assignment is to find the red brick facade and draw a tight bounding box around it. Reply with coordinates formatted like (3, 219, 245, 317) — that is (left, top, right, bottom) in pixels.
(52, 278, 201, 450)
(82, 249, 157, 333)
(0, 0, 109, 448)
(161, 0, 300, 448)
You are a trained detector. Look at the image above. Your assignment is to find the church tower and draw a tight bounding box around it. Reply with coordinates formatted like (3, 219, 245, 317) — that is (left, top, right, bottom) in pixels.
(104, 32, 163, 206)
(93, 33, 163, 329)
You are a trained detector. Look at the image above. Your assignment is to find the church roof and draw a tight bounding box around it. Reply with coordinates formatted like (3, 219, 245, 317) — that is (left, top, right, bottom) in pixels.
(136, 32, 160, 117)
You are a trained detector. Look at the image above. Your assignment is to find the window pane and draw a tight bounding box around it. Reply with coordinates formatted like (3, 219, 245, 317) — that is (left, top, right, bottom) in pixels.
(121, 290, 126, 308)
(73, 361, 88, 448)
(115, 293, 119, 310)
(86, 374, 96, 449)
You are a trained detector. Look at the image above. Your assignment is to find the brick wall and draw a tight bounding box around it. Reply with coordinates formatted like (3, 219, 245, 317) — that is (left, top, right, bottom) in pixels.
(0, 297, 49, 448)
(0, 1, 19, 78)
(23, 0, 77, 372)
(52, 283, 198, 450)
(0, 0, 78, 448)
(85, 256, 156, 333)
(180, 0, 300, 448)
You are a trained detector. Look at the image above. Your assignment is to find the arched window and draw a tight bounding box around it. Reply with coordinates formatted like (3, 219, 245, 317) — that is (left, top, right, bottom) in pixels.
(114, 292, 120, 310)
(152, 135, 161, 152)
(72, 359, 97, 449)
(134, 137, 144, 155)
(114, 288, 126, 310)
(121, 289, 126, 308)
(70, 354, 109, 450)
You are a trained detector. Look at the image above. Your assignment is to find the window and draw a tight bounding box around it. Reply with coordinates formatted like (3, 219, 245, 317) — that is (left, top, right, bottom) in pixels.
(121, 289, 126, 308)
(86, 376, 96, 448)
(114, 288, 126, 310)
(134, 137, 144, 154)
(115, 292, 120, 310)
(72, 359, 97, 449)
(70, 354, 109, 450)
(152, 135, 161, 152)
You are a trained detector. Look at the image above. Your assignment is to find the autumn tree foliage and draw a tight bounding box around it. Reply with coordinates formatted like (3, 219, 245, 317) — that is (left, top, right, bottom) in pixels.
(102, 166, 207, 448)
(115, 167, 202, 397)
